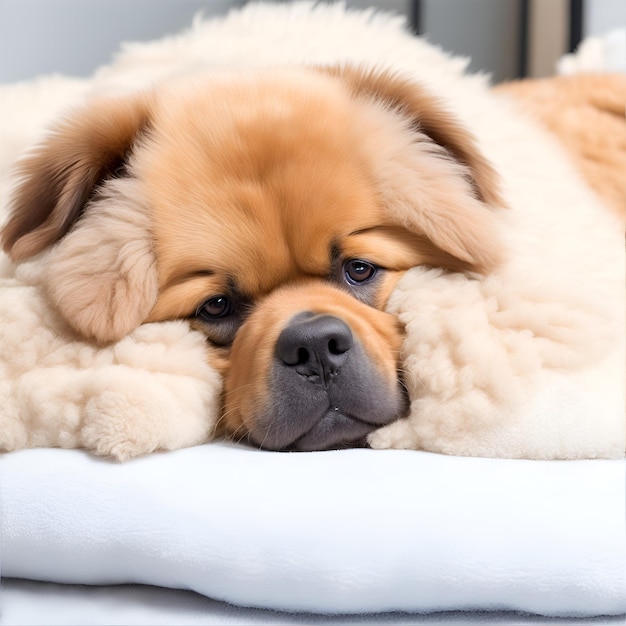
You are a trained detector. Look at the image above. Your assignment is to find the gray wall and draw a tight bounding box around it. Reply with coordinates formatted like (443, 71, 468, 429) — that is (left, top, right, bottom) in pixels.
(0, 0, 245, 83)
(420, 0, 521, 83)
(584, 0, 625, 35)
(0, 0, 522, 84)
(2, 0, 621, 85)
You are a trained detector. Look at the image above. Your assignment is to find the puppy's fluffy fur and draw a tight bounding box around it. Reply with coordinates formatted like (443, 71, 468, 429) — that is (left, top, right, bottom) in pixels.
(0, 4, 623, 459)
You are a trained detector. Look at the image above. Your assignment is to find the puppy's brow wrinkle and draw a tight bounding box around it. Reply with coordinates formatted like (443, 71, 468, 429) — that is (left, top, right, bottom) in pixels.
(348, 227, 375, 237)
(163, 268, 214, 289)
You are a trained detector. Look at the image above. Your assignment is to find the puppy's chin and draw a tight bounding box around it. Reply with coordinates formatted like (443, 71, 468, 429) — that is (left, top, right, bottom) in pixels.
(222, 283, 408, 451)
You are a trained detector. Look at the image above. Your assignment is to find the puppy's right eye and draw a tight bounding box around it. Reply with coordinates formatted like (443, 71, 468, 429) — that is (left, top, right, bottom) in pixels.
(196, 295, 233, 321)
(343, 259, 378, 285)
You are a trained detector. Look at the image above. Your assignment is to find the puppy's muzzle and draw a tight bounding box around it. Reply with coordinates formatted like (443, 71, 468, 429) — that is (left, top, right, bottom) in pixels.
(250, 311, 408, 452)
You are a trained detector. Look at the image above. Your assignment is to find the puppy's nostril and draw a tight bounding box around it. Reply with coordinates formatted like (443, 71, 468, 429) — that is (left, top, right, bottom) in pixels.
(328, 335, 351, 355)
(296, 347, 310, 365)
(278, 344, 309, 366)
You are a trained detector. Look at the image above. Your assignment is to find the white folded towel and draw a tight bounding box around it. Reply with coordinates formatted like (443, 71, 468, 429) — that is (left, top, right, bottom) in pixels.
(3, 444, 625, 617)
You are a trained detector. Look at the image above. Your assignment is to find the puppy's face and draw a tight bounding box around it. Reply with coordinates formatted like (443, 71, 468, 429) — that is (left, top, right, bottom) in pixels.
(2, 67, 504, 451)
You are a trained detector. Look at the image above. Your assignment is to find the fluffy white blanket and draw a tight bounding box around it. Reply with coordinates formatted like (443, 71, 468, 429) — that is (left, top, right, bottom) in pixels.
(2, 443, 625, 617)
(0, 2, 625, 617)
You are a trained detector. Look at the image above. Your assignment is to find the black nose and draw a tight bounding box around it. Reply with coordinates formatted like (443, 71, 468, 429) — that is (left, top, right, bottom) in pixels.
(276, 313, 353, 382)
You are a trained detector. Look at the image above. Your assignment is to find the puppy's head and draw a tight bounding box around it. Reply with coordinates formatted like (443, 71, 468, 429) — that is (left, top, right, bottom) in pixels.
(2, 66, 504, 451)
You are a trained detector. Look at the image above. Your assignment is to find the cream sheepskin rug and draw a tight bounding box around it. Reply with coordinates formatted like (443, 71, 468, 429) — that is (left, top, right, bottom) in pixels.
(1, 2, 623, 460)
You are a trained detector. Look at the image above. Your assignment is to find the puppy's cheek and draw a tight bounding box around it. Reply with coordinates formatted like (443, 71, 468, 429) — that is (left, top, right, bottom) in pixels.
(47, 237, 158, 344)
(45, 186, 158, 344)
(221, 321, 279, 441)
(347, 309, 405, 389)
(375, 270, 407, 310)
(222, 387, 273, 445)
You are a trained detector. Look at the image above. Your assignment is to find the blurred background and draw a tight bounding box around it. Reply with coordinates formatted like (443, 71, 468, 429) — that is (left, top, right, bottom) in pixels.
(0, 0, 623, 84)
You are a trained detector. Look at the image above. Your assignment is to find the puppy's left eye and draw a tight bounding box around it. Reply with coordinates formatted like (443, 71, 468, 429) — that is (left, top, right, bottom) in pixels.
(196, 295, 233, 321)
(343, 259, 378, 285)
(193, 294, 246, 347)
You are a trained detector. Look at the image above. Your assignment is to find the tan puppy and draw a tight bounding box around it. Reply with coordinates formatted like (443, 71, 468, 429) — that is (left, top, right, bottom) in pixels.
(1, 66, 504, 451)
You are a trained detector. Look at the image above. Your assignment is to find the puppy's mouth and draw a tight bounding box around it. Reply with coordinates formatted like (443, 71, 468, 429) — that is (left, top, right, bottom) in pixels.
(250, 393, 407, 452)
(244, 312, 409, 452)
(285, 406, 379, 452)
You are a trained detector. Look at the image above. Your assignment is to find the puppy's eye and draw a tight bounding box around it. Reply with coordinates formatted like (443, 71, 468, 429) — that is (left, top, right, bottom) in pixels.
(343, 259, 378, 285)
(196, 295, 233, 321)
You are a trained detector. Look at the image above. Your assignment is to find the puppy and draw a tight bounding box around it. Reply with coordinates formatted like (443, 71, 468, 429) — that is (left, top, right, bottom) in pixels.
(1, 66, 504, 451)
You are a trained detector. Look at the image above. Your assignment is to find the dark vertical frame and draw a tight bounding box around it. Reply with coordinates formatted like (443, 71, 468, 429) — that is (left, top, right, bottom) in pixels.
(517, 0, 530, 77)
(411, 0, 581, 81)
(569, 0, 584, 52)
(408, 0, 421, 35)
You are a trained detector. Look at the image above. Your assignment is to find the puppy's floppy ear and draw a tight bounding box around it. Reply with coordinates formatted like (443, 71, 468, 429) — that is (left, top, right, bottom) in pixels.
(1, 94, 159, 344)
(1, 94, 151, 261)
(321, 65, 505, 273)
